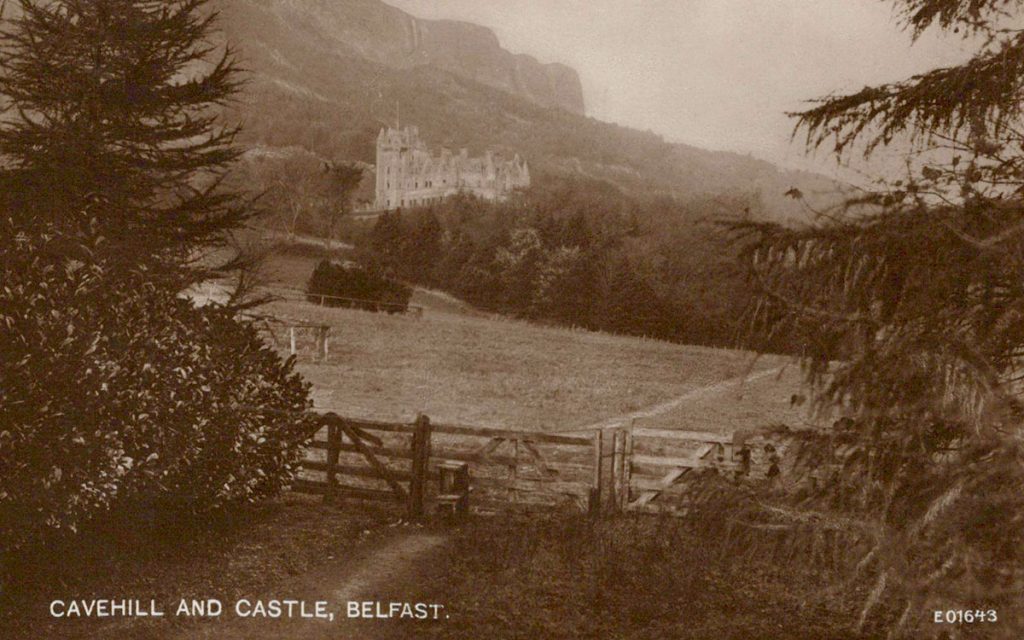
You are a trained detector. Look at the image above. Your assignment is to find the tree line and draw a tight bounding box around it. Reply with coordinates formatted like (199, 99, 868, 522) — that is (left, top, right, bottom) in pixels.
(355, 180, 782, 351)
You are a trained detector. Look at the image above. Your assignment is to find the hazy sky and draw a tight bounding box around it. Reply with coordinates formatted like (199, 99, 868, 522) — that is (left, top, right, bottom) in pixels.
(385, 0, 974, 175)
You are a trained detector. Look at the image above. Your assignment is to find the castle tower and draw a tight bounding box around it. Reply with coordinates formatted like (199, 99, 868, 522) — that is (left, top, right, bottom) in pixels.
(374, 127, 404, 210)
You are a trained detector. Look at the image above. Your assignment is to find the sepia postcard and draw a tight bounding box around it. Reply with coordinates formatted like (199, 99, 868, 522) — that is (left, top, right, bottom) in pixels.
(1, 1, 1020, 638)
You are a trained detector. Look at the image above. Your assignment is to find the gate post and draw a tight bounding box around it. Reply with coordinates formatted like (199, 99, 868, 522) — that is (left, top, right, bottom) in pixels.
(409, 414, 432, 520)
(620, 425, 634, 511)
(325, 417, 340, 501)
(588, 428, 603, 516)
(609, 427, 634, 512)
(611, 429, 623, 512)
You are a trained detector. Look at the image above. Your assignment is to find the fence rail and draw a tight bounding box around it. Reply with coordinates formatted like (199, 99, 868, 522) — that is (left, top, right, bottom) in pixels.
(264, 285, 424, 316)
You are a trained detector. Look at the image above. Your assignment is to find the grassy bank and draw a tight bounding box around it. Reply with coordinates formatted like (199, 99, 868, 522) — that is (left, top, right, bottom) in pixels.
(392, 513, 878, 640)
(265, 295, 796, 431)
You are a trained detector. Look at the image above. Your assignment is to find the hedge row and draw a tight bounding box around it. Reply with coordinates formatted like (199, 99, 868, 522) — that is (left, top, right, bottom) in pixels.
(306, 260, 412, 313)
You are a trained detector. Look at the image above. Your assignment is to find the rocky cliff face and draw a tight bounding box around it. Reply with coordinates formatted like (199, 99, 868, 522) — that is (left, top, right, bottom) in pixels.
(243, 0, 585, 114)
(215, 0, 840, 223)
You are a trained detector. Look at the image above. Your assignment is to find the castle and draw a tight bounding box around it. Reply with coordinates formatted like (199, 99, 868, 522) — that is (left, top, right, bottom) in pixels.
(373, 126, 530, 211)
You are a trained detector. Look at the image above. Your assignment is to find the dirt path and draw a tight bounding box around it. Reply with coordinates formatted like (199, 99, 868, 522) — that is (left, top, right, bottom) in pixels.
(557, 365, 789, 433)
(170, 529, 446, 640)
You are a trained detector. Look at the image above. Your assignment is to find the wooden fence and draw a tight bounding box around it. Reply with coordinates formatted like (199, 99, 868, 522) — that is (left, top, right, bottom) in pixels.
(293, 413, 757, 518)
(294, 414, 596, 516)
(264, 286, 425, 317)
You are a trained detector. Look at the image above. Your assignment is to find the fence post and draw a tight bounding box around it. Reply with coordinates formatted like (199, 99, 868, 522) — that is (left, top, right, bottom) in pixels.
(321, 327, 329, 361)
(289, 326, 297, 356)
(589, 428, 603, 516)
(314, 326, 329, 362)
(325, 418, 340, 501)
(620, 424, 634, 511)
(610, 430, 618, 514)
(509, 438, 519, 504)
(409, 414, 432, 520)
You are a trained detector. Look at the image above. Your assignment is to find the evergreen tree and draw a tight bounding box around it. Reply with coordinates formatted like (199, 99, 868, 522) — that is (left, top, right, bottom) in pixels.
(0, 0, 312, 569)
(317, 160, 363, 250)
(0, 0, 246, 287)
(729, 1, 1024, 635)
(365, 209, 405, 273)
(405, 210, 443, 283)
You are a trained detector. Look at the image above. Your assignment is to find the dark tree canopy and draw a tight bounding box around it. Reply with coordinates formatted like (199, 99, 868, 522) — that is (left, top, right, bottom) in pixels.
(0, 0, 246, 286)
(0, 0, 312, 573)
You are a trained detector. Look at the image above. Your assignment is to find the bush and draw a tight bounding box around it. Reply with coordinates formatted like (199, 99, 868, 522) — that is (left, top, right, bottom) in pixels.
(306, 260, 412, 313)
(0, 228, 314, 558)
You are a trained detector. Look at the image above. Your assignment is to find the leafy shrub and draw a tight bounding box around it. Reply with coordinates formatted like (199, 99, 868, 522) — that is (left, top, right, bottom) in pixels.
(306, 260, 412, 313)
(0, 227, 314, 557)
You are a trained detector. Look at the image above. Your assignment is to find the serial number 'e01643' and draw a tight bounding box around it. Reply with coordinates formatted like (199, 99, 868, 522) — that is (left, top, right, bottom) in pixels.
(933, 610, 998, 624)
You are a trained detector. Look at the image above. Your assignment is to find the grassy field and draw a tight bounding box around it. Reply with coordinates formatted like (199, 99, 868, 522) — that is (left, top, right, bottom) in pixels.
(1, 246, 823, 640)
(250, 246, 809, 434)
(262, 297, 804, 432)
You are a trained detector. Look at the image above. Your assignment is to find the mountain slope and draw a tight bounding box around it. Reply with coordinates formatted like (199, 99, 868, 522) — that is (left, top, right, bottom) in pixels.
(218, 0, 840, 222)
(231, 0, 584, 114)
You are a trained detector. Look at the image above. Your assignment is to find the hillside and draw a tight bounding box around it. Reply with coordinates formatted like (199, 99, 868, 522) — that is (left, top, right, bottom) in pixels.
(217, 0, 842, 223)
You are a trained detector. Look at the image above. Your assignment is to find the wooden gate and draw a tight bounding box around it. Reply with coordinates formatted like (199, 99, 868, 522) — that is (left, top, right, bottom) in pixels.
(293, 413, 752, 518)
(293, 413, 598, 517)
(612, 427, 745, 515)
(292, 414, 423, 512)
(425, 423, 595, 513)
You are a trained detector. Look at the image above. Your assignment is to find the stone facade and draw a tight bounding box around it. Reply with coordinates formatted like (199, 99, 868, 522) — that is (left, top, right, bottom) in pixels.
(373, 126, 530, 211)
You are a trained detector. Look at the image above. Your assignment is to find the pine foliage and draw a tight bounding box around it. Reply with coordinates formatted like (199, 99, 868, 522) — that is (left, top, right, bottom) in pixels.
(719, 2, 1024, 636)
(0, 0, 247, 286)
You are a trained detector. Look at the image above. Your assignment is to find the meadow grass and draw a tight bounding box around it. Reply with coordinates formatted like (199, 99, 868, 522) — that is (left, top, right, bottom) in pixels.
(254, 245, 810, 433)
(260, 294, 801, 433)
